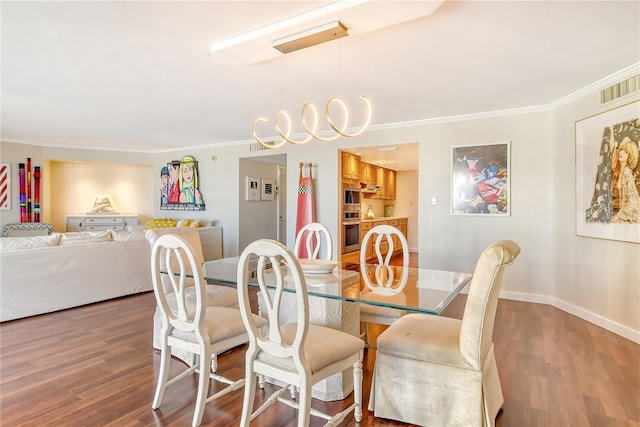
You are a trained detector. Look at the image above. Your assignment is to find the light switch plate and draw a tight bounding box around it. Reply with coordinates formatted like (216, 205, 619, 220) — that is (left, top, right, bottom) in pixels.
(431, 197, 438, 206)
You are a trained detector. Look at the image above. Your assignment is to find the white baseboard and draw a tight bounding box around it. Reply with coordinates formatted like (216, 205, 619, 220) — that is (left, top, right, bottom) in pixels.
(499, 290, 640, 344)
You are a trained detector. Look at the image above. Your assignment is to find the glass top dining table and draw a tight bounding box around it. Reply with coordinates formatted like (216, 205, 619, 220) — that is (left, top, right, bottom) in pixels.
(203, 256, 473, 316)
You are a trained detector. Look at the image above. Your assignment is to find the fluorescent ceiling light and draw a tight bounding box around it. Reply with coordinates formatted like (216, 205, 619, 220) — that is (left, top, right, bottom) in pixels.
(378, 146, 397, 152)
(209, 0, 369, 53)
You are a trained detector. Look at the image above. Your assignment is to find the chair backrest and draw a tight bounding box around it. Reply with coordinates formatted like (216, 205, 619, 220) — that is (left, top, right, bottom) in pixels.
(293, 222, 333, 260)
(2, 222, 54, 237)
(360, 224, 410, 295)
(459, 240, 520, 369)
(237, 239, 310, 369)
(146, 227, 204, 293)
(151, 233, 206, 335)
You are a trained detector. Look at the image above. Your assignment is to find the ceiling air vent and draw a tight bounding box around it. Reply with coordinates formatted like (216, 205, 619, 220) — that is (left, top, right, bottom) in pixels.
(600, 74, 639, 104)
(249, 142, 273, 151)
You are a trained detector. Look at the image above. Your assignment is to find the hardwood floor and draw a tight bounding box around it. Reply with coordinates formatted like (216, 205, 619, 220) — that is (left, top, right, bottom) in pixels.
(1, 288, 638, 426)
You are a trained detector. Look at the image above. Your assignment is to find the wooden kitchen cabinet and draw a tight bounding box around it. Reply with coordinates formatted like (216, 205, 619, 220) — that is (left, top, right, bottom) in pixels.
(360, 221, 373, 260)
(385, 168, 396, 199)
(341, 152, 361, 181)
(359, 162, 376, 186)
(374, 167, 396, 200)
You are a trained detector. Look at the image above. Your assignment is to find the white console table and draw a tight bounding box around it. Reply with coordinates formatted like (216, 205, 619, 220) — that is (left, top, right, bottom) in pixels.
(66, 214, 139, 232)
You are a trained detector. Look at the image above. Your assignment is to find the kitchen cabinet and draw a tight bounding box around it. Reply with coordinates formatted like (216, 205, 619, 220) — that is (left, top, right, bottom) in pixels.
(341, 152, 361, 181)
(359, 162, 376, 186)
(385, 168, 396, 199)
(373, 167, 396, 200)
(360, 221, 373, 260)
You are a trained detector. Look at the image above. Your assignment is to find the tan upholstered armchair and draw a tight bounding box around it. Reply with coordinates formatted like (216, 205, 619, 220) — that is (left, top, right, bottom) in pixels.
(369, 239, 521, 427)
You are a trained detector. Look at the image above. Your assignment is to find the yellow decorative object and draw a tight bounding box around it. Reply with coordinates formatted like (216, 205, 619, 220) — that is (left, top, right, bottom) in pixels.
(145, 218, 177, 230)
(177, 219, 192, 227)
(188, 220, 200, 228)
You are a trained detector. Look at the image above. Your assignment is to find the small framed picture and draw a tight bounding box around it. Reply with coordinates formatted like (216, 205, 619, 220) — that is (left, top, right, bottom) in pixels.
(246, 176, 260, 201)
(451, 142, 511, 215)
(261, 179, 274, 201)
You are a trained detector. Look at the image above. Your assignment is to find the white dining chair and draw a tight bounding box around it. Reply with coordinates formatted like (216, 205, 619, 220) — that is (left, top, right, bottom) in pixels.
(369, 240, 521, 427)
(150, 233, 266, 427)
(146, 226, 240, 366)
(293, 222, 333, 260)
(359, 224, 410, 347)
(236, 238, 364, 427)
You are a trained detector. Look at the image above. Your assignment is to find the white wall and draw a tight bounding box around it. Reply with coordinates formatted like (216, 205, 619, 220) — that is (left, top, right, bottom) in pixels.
(2, 84, 638, 342)
(394, 170, 419, 252)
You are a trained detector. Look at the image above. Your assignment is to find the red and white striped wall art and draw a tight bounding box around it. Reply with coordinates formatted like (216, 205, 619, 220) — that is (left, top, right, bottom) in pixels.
(0, 163, 11, 210)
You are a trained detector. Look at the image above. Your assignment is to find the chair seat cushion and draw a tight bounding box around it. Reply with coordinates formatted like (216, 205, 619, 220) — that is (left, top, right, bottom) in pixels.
(258, 324, 364, 375)
(377, 313, 472, 369)
(172, 306, 266, 343)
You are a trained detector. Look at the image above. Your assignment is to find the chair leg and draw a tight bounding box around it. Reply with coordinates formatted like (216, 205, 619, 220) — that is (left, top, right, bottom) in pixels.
(239, 371, 257, 426)
(192, 345, 212, 427)
(297, 381, 312, 427)
(353, 359, 363, 422)
(152, 341, 171, 409)
(211, 353, 218, 373)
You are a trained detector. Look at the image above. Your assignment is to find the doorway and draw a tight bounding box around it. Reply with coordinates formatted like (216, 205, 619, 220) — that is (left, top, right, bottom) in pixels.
(238, 154, 287, 253)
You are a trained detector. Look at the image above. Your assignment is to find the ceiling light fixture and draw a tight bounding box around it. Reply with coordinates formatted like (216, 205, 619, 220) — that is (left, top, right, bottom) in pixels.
(252, 21, 372, 149)
(209, 0, 369, 54)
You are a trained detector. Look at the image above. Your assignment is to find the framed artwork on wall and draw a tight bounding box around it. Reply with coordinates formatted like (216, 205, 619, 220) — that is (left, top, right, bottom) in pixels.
(0, 163, 11, 210)
(160, 155, 206, 211)
(575, 100, 640, 243)
(451, 142, 510, 215)
(246, 176, 260, 201)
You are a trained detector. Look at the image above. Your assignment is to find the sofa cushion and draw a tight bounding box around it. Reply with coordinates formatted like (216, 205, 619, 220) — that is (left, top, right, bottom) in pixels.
(111, 230, 145, 242)
(0, 234, 60, 250)
(59, 230, 112, 246)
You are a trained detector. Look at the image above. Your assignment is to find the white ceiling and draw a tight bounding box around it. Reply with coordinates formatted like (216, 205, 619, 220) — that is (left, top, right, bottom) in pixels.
(2, 0, 639, 164)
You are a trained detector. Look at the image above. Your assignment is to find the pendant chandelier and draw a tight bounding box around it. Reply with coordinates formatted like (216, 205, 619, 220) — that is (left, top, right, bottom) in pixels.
(252, 21, 372, 149)
(253, 95, 372, 149)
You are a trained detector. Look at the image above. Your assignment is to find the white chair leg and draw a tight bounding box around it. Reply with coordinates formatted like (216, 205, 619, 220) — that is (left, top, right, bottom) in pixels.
(297, 382, 312, 427)
(289, 384, 298, 399)
(210, 353, 218, 373)
(192, 345, 211, 427)
(353, 359, 363, 422)
(239, 372, 257, 427)
(152, 341, 171, 409)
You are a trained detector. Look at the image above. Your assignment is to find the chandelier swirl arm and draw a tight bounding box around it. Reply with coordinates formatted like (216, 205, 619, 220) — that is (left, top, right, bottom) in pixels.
(326, 95, 372, 138)
(252, 118, 287, 149)
(274, 110, 313, 145)
(302, 102, 342, 142)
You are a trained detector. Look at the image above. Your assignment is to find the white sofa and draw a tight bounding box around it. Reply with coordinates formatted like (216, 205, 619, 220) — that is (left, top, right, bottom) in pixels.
(0, 226, 224, 323)
(0, 230, 152, 322)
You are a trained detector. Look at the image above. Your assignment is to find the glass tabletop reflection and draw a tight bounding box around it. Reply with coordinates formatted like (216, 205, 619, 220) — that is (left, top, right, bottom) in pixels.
(203, 256, 472, 316)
